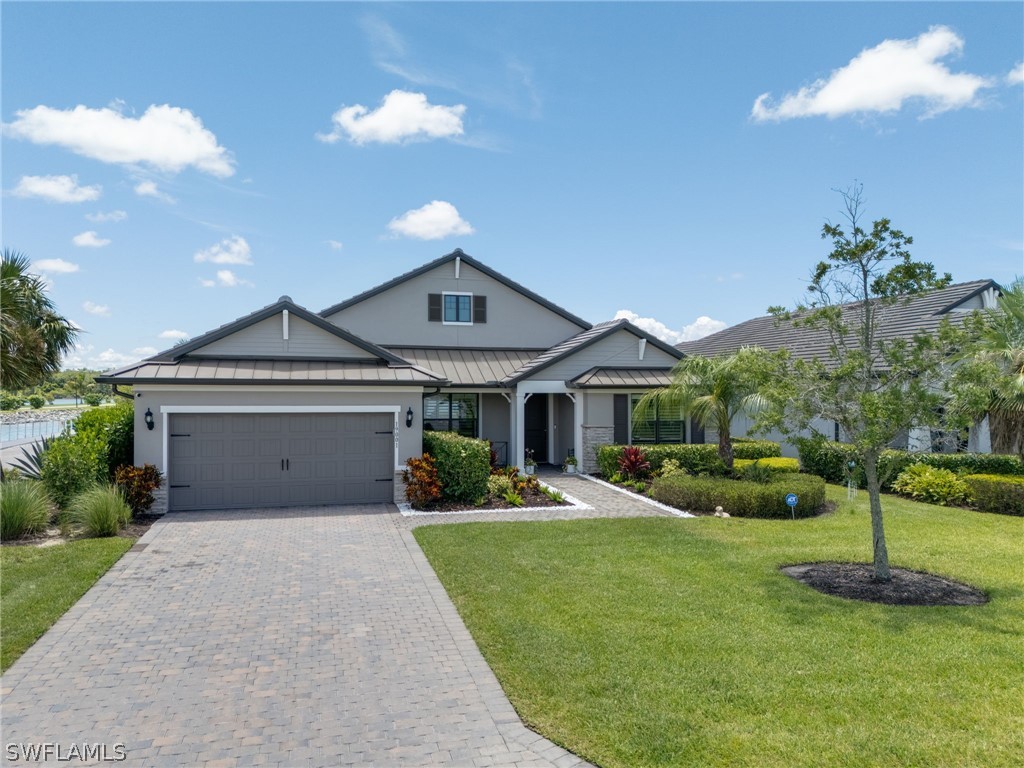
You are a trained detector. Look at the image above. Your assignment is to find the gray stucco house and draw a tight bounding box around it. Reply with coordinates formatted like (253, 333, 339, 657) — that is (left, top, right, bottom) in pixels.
(98, 250, 689, 512)
(676, 279, 1002, 455)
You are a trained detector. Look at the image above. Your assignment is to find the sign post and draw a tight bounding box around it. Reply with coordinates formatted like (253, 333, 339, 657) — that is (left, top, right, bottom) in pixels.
(785, 492, 798, 520)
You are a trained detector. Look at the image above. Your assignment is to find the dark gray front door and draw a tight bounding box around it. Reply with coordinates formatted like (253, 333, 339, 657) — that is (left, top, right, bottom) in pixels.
(168, 412, 395, 511)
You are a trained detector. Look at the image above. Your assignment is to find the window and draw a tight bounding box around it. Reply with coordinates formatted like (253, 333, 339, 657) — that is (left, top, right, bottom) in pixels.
(444, 294, 472, 324)
(428, 293, 487, 324)
(423, 393, 478, 437)
(630, 394, 684, 444)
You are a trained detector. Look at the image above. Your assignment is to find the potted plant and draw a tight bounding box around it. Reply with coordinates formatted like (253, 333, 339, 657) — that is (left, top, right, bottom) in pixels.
(523, 449, 536, 475)
(562, 455, 578, 474)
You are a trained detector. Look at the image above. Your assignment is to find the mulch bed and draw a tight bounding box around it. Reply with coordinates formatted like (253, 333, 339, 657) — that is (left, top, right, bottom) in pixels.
(782, 562, 988, 606)
(413, 487, 565, 513)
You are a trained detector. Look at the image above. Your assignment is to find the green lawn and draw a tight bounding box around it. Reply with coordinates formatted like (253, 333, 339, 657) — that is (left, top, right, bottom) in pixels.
(414, 486, 1024, 768)
(1, 538, 134, 672)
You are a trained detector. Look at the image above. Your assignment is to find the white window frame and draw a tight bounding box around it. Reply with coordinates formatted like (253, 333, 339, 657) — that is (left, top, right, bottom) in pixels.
(441, 291, 474, 325)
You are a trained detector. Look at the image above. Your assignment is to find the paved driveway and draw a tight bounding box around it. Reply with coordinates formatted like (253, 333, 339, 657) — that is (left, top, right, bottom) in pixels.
(2, 505, 595, 767)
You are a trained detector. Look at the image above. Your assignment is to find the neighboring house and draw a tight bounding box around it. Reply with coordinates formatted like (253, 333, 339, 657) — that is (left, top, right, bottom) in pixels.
(98, 250, 690, 512)
(676, 279, 1002, 456)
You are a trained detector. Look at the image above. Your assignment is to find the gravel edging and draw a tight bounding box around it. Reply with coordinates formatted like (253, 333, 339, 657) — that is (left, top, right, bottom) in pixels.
(577, 473, 695, 518)
(398, 480, 593, 517)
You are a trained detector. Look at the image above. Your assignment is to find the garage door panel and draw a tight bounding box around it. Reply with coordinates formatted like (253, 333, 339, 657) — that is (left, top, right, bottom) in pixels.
(169, 412, 394, 511)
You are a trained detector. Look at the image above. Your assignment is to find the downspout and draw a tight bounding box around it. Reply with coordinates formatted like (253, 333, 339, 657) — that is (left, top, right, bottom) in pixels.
(111, 385, 134, 400)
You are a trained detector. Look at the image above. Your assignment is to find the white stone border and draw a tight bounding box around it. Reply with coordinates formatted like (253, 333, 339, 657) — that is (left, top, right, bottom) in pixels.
(577, 473, 695, 518)
(398, 480, 593, 517)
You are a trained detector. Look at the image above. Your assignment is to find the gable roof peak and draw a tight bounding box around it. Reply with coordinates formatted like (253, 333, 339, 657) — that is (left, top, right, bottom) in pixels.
(319, 250, 591, 329)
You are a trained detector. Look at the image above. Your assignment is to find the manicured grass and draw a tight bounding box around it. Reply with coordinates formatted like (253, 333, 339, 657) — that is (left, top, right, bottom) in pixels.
(414, 486, 1024, 767)
(1, 538, 133, 672)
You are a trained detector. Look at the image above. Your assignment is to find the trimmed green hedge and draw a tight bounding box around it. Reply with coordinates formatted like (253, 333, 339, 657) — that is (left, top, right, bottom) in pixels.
(964, 474, 1024, 516)
(797, 438, 1024, 490)
(596, 441, 781, 477)
(650, 472, 825, 519)
(422, 431, 490, 502)
(73, 402, 134, 479)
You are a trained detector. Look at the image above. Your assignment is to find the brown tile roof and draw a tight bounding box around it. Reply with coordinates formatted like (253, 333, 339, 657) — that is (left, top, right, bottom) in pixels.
(96, 359, 447, 385)
(385, 348, 542, 386)
(676, 280, 998, 366)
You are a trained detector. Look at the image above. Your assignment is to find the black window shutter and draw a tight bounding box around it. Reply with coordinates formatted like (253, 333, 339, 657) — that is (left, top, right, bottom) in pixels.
(473, 295, 487, 323)
(613, 394, 629, 444)
(428, 293, 442, 322)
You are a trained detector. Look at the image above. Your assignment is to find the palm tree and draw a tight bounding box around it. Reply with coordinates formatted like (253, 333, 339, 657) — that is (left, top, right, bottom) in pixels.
(635, 348, 769, 470)
(978, 278, 1024, 456)
(1, 250, 78, 390)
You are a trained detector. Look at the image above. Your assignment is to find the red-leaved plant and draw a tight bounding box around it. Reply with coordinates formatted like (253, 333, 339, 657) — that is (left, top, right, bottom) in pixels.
(114, 464, 163, 516)
(618, 446, 652, 480)
(403, 453, 442, 509)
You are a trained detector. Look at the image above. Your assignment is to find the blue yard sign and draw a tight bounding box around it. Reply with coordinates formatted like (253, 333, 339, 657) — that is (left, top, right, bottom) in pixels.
(785, 492, 798, 520)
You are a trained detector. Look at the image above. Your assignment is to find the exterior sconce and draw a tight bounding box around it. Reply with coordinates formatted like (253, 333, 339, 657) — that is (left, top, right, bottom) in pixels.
(145, 408, 155, 430)
(406, 407, 414, 428)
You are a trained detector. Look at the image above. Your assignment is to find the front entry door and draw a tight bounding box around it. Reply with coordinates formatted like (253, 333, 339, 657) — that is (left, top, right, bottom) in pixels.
(524, 395, 548, 464)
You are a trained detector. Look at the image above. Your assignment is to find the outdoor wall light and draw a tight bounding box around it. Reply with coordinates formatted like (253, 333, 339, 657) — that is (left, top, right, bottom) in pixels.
(406, 407, 414, 428)
(144, 408, 155, 431)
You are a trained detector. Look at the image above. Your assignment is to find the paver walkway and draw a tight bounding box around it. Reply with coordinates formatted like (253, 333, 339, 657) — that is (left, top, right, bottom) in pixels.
(1, 472, 669, 767)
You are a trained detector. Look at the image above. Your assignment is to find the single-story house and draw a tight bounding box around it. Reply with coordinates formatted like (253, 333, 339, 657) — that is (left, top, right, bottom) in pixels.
(98, 249, 696, 512)
(675, 279, 1002, 455)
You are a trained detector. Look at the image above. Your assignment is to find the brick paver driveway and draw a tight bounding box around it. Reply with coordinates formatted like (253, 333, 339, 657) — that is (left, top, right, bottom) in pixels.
(2, 504, 601, 767)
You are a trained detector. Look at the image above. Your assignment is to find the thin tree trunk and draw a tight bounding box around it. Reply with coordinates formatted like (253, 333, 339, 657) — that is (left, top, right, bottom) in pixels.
(862, 454, 891, 582)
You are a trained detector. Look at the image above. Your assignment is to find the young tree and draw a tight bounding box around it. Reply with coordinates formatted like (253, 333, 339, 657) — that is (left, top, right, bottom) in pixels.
(635, 348, 772, 470)
(759, 185, 966, 582)
(1, 250, 78, 389)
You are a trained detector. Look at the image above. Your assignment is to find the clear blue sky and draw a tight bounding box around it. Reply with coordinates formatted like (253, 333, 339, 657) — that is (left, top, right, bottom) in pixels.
(3, 2, 1022, 369)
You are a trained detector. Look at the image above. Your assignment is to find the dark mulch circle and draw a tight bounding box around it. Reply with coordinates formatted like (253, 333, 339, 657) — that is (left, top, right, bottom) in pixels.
(782, 562, 988, 606)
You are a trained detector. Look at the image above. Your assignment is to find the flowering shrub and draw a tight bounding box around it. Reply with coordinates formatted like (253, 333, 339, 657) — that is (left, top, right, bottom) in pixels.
(403, 454, 442, 508)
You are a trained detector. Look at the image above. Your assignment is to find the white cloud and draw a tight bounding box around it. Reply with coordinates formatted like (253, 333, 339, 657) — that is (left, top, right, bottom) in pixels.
(72, 230, 111, 248)
(317, 89, 466, 144)
(1008, 62, 1024, 85)
(134, 180, 175, 203)
(82, 301, 110, 317)
(4, 103, 235, 177)
(715, 272, 745, 283)
(159, 329, 189, 340)
(193, 235, 252, 265)
(13, 174, 101, 203)
(614, 310, 727, 344)
(387, 200, 474, 240)
(93, 348, 138, 368)
(327, 240, 344, 251)
(680, 316, 728, 342)
(199, 269, 252, 288)
(132, 346, 157, 356)
(752, 26, 993, 122)
(32, 258, 79, 274)
(85, 210, 127, 223)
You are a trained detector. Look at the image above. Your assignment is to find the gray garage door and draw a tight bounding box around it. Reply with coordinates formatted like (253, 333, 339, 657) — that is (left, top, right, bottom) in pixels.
(168, 412, 395, 511)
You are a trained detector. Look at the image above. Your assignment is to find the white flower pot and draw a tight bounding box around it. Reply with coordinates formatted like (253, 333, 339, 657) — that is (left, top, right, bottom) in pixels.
(524, 465, 536, 475)
(565, 465, 577, 474)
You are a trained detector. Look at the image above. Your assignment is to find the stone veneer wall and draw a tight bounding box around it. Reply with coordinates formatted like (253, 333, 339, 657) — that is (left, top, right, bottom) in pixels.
(582, 425, 614, 474)
(393, 470, 407, 505)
